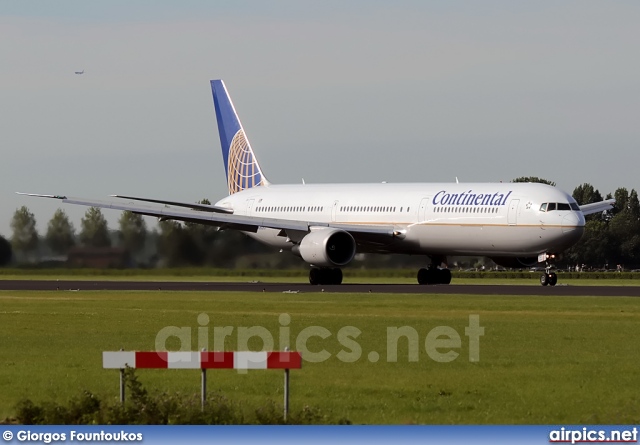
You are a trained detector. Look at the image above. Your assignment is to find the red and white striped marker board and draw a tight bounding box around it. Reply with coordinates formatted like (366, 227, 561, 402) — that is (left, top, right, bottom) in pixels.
(103, 351, 302, 370)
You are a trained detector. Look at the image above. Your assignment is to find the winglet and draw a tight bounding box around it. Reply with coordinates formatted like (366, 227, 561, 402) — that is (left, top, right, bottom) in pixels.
(210, 80, 269, 195)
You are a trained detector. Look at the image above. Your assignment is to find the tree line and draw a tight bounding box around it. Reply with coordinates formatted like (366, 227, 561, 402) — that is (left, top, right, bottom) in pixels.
(2, 199, 299, 269)
(2, 181, 639, 269)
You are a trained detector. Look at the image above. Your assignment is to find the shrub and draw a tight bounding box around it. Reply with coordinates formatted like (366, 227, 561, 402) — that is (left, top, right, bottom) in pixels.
(12, 368, 348, 425)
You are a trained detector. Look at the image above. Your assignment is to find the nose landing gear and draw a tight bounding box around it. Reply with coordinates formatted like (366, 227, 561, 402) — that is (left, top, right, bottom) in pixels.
(539, 253, 558, 286)
(540, 271, 557, 286)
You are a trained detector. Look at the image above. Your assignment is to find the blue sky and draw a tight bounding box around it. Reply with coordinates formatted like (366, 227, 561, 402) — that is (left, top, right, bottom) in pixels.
(2, 1, 639, 237)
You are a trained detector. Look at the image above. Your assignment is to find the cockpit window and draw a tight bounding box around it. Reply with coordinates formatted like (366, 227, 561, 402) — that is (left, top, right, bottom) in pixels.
(540, 202, 579, 212)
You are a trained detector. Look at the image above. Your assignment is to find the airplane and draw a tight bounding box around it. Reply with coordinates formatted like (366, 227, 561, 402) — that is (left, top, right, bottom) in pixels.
(75, 70, 84, 75)
(20, 80, 615, 286)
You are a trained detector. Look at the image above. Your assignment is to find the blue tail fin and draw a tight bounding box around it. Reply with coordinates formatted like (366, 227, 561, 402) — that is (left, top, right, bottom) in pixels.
(211, 80, 269, 195)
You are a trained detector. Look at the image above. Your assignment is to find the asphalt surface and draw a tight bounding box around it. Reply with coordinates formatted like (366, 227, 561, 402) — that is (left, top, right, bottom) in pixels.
(0, 280, 638, 296)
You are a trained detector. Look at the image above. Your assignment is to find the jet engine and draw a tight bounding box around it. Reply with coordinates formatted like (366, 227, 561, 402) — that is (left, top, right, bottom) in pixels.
(294, 229, 356, 267)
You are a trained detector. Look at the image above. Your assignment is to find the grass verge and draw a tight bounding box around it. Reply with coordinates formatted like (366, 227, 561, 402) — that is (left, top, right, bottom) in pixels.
(1, 290, 639, 423)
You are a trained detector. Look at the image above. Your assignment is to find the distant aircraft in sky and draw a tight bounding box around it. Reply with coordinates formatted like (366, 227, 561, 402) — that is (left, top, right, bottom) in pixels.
(20, 80, 615, 286)
(74, 70, 84, 75)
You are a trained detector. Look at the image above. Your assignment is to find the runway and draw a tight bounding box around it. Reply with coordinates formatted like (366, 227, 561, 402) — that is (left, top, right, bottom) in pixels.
(0, 280, 638, 296)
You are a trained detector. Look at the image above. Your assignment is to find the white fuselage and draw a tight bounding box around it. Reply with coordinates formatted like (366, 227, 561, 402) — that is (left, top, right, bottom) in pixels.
(215, 182, 585, 258)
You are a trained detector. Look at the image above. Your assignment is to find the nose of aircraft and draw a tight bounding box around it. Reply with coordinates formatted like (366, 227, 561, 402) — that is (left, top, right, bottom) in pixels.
(562, 212, 583, 234)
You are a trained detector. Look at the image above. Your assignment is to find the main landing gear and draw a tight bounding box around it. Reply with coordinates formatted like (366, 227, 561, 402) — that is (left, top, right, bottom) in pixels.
(539, 253, 558, 286)
(417, 256, 452, 285)
(309, 267, 343, 285)
(417, 267, 452, 285)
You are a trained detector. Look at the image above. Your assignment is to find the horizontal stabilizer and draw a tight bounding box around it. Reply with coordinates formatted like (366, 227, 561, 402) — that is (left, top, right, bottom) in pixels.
(15, 192, 68, 199)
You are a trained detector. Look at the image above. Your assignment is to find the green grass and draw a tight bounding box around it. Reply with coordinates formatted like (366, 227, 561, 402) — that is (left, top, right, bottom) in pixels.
(1, 290, 640, 424)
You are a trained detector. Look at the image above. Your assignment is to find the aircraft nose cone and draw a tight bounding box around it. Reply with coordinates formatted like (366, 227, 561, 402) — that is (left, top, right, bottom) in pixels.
(562, 213, 581, 234)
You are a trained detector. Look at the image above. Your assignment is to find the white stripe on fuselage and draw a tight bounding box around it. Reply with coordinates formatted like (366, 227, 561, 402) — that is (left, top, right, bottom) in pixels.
(215, 182, 585, 257)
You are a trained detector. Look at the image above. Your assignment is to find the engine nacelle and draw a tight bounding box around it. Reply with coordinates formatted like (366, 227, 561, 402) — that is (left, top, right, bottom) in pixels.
(295, 229, 356, 267)
(490, 256, 539, 269)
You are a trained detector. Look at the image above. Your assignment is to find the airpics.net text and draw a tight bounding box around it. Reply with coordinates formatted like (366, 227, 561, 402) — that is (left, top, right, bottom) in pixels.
(154, 313, 484, 367)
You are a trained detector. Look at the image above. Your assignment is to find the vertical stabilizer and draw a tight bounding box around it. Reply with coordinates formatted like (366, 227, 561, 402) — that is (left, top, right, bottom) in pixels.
(211, 80, 269, 195)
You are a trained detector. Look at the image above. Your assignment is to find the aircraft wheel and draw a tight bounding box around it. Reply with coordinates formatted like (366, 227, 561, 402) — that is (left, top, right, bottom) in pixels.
(417, 268, 429, 285)
(310, 267, 343, 285)
(548, 272, 558, 286)
(309, 268, 321, 285)
(331, 268, 343, 285)
(418, 268, 451, 285)
(333, 268, 343, 284)
(439, 269, 452, 285)
(540, 274, 549, 286)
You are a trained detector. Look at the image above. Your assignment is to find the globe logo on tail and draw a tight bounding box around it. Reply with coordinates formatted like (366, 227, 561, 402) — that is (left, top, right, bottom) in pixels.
(227, 129, 265, 194)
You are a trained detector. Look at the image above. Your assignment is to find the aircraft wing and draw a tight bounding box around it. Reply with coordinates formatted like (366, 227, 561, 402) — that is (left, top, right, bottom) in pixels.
(580, 198, 616, 216)
(110, 195, 233, 214)
(18, 194, 397, 242)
